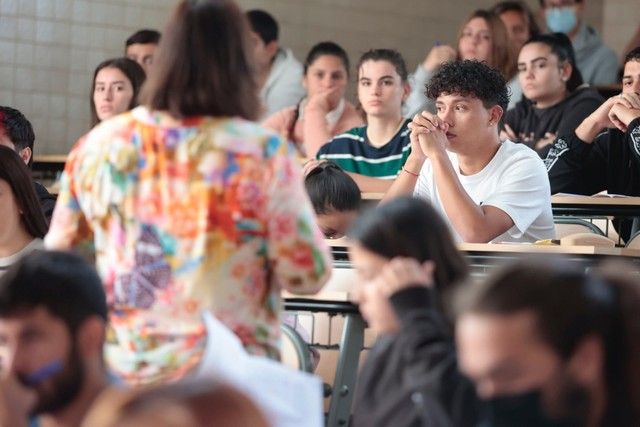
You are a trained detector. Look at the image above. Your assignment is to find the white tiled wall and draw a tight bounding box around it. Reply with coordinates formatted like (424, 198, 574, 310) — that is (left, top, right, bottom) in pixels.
(0, 0, 176, 155)
(1, 0, 630, 156)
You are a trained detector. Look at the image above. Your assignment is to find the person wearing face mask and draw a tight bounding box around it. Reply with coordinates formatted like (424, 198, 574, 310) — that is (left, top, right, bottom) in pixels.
(539, 0, 618, 86)
(455, 259, 640, 426)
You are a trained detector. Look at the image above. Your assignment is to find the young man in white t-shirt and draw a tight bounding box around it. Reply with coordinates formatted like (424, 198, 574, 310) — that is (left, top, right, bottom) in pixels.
(385, 60, 555, 243)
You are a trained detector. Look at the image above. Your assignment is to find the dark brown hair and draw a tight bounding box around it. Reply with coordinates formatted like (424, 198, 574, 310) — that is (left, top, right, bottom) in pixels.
(456, 259, 640, 419)
(347, 196, 468, 314)
(90, 57, 146, 127)
(139, 0, 259, 120)
(523, 33, 584, 92)
(490, 1, 541, 39)
(457, 9, 517, 80)
(356, 48, 408, 82)
(0, 146, 47, 239)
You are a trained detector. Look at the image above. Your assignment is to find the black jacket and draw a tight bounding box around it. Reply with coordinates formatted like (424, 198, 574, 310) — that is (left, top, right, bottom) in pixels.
(544, 117, 640, 240)
(545, 117, 640, 196)
(351, 287, 478, 427)
(34, 181, 57, 226)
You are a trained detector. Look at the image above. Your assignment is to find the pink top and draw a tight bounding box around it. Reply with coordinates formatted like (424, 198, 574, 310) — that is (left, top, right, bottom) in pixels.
(263, 99, 364, 158)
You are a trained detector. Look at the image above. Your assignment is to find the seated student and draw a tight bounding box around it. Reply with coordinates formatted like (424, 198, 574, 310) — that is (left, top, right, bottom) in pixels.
(386, 60, 555, 243)
(502, 33, 603, 156)
(490, 1, 541, 55)
(304, 160, 361, 239)
(263, 41, 364, 158)
(544, 47, 640, 240)
(546, 47, 640, 194)
(348, 197, 477, 427)
(0, 106, 56, 223)
(317, 49, 412, 193)
(246, 10, 306, 117)
(90, 58, 146, 128)
(405, 9, 519, 116)
(0, 250, 114, 427)
(124, 29, 161, 75)
(539, 0, 618, 86)
(0, 146, 47, 276)
(456, 260, 640, 425)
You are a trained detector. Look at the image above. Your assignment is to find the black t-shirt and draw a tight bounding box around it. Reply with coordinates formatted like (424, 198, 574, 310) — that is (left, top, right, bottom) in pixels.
(504, 87, 603, 157)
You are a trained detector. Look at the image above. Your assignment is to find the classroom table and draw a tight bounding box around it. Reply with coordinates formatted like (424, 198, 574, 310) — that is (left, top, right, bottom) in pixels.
(551, 195, 640, 217)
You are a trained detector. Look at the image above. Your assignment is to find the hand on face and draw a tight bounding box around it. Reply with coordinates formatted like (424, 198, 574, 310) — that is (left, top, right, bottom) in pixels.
(422, 44, 457, 72)
(306, 86, 342, 112)
(373, 257, 435, 298)
(408, 111, 449, 159)
(0, 373, 37, 426)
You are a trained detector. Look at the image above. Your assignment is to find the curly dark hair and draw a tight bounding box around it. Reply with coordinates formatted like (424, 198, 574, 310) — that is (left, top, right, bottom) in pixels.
(425, 59, 509, 111)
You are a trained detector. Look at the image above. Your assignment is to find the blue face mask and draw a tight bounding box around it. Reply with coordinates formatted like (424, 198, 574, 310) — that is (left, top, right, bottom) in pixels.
(545, 7, 578, 34)
(479, 389, 585, 427)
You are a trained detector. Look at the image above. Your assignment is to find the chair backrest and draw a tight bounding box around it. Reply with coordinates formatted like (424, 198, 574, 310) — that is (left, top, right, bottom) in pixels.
(626, 231, 640, 249)
(554, 217, 605, 239)
(280, 323, 313, 373)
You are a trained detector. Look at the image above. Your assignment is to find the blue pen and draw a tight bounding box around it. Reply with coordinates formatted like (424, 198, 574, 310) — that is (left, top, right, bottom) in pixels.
(26, 360, 63, 385)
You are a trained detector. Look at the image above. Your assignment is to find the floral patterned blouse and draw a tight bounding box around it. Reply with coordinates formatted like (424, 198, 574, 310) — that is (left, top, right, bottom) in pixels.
(45, 106, 332, 385)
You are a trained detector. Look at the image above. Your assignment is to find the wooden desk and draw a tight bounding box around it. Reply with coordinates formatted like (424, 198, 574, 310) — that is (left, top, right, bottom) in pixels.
(329, 240, 640, 278)
(32, 154, 67, 185)
(361, 192, 384, 201)
(551, 195, 640, 217)
(362, 194, 640, 217)
(33, 154, 68, 164)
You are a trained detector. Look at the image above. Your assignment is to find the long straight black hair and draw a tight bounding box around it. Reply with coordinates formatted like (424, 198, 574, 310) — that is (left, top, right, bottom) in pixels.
(0, 146, 47, 239)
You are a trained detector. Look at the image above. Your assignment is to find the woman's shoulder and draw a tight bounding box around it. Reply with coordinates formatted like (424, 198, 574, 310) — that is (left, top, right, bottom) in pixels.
(262, 106, 297, 128)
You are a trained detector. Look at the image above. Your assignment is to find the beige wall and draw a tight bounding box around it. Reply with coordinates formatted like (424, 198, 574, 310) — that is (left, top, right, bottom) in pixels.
(0, 0, 175, 155)
(0, 0, 631, 155)
(603, 0, 640, 59)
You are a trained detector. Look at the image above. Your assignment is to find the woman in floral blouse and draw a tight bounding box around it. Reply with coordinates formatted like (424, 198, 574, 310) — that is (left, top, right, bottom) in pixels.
(45, 0, 331, 386)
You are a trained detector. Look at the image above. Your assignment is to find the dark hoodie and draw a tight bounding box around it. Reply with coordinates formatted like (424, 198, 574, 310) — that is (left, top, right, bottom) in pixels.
(503, 87, 603, 158)
(351, 287, 478, 427)
(544, 117, 640, 240)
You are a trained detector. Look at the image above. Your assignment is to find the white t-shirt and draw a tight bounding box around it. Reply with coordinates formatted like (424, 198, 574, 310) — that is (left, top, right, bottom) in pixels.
(414, 141, 555, 243)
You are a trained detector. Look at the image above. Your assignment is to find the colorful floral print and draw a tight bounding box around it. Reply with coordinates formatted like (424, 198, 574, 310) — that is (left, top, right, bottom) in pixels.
(46, 106, 331, 385)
